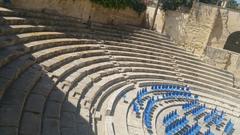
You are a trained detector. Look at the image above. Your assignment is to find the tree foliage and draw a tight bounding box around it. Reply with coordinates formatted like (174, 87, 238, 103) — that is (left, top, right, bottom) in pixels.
(160, 0, 239, 11)
(160, 0, 194, 11)
(199, 0, 218, 5)
(90, 0, 147, 14)
(227, 0, 239, 9)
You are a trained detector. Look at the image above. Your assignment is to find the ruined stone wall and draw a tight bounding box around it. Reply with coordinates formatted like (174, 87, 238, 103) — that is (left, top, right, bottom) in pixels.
(153, 3, 218, 55)
(208, 9, 240, 49)
(11, 0, 145, 26)
(152, 3, 240, 85)
(182, 3, 218, 55)
(164, 11, 189, 46)
(203, 47, 240, 87)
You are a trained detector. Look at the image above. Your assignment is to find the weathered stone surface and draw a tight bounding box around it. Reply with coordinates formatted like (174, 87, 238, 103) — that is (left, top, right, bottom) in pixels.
(61, 128, 77, 135)
(49, 89, 65, 103)
(60, 112, 76, 128)
(25, 94, 46, 113)
(0, 104, 21, 126)
(44, 101, 61, 118)
(203, 46, 240, 87)
(62, 100, 77, 113)
(0, 77, 11, 98)
(42, 119, 60, 135)
(0, 126, 18, 135)
(20, 112, 41, 135)
(30, 75, 54, 97)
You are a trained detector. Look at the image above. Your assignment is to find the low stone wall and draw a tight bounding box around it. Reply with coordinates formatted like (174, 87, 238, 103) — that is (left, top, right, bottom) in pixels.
(203, 46, 240, 87)
(10, 0, 145, 26)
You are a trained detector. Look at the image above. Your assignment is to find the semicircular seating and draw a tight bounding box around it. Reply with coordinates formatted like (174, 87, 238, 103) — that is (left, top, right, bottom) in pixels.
(0, 5, 239, 135)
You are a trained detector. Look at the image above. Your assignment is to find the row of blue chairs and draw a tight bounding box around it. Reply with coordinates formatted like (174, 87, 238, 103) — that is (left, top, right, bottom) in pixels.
(204, 108, 219, 123)
(133, 102, 140, 113)
(152, 84, 190, 92)
(163, 91, 192, 99)
(182, 100, 199, 111)
(184, 123, 201, 135)
(224, 120, 234, 134)
(192, 104, 206, 116)
(165, 116, 189, 135)
(136, 88, 148, 103)
(163, 110, 179, 126)
(144, 97, 159, 129)
(213, 111, 225, 126)
(204, 129, 214, 135)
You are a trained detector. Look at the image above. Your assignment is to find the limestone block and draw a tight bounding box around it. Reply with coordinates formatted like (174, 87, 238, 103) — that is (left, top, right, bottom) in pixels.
(20, 112, 41, 135)
(42, 118, 60, 135)
(49, 89, 65, 103)
(60, 112, 76, 128)
(44, 101, 61, 118)
(0, 104, 21, 126)
(61, 128, 77, 135)
(0, 127, 18, 135)
(25, 94, 46, 113)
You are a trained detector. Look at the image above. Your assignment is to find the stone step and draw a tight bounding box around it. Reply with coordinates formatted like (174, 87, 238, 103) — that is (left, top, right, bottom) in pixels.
(177, 61, 233, 81)
(42, 118, 60, 135)
(34, 48, 237, 108)
(19, 74, 55, 135)
(138, 80, 240, 109)
(0, 16, 87, 29)
(0, 55, 36, 98)
(32, 44, 101, 63)
(108, 50, 172, 63)
(180, 68, 232, 87)
(64, 62, 114, 89)
(183, 77, 239, 99)
(0, 31, 66, 49)
(0, 9, 168, 41)
(1, 24, 227, 82)
(0, 23, 180, 57)
(95, 82, 128, 112)
(118, 61, 174, 72)
(92, 26, 175, 46)
(0, 8, 231, 80)
(113, 56, 174, 67)
(126, 72, 240, 104)
(0, 67, 42, 128)
(0, 17, 175, 51)
(0, 15, 184, 52)
(0, 38, 95, 68)
(83, 74, 126, 108)
(40, 50, 104, 72)
(91, 23, 169, 40)
(104, 41, 196, 60)
(52, 56, 110, 81)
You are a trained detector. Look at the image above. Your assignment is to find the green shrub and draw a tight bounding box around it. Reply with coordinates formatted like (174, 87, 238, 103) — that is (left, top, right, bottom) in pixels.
(90, 0, 147, 14)
(161, 0, 193, 11)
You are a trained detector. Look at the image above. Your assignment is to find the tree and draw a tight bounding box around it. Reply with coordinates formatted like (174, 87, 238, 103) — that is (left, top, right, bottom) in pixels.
(227, 0, 239, 9)
(89, 0, 147, 14)
(160, 0, 194, 11)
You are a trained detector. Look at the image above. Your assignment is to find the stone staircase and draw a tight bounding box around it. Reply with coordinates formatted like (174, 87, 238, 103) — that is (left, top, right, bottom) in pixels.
(0, 5, 239, 135)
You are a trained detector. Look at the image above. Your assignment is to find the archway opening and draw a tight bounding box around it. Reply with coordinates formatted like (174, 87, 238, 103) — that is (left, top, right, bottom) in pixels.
(224, 31, 240, 53)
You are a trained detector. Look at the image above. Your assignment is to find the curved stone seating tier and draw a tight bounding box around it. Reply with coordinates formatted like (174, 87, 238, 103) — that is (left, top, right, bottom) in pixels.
(137, 81, 240, 113)
(0, 5, 239, 135)
(0, 24, 232, 85)
(121, 85, 239, 135)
